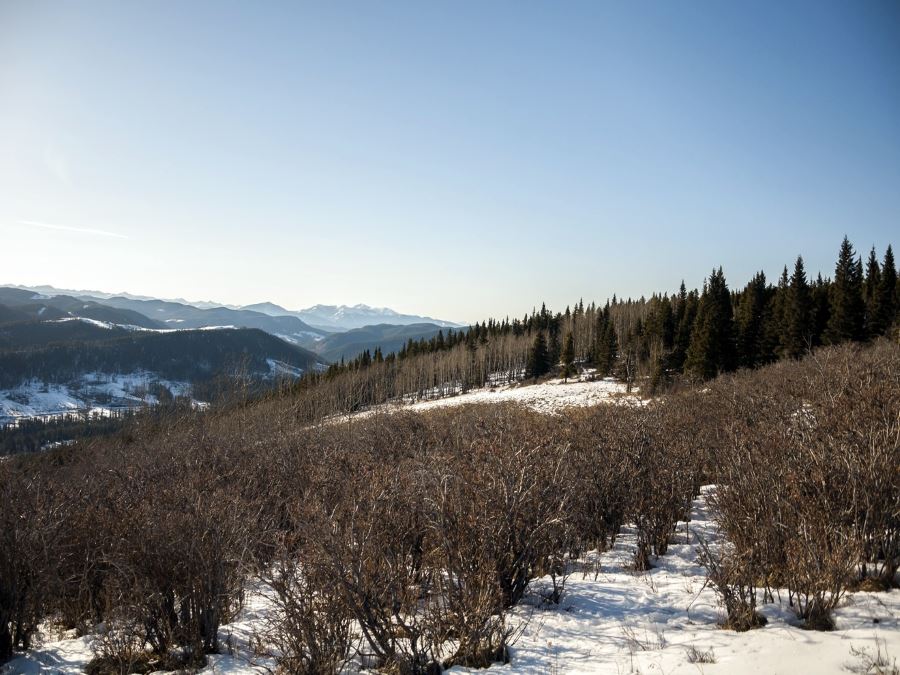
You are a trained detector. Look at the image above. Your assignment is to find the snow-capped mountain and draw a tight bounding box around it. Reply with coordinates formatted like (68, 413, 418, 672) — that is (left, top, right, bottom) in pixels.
(246, 302, 463, 332)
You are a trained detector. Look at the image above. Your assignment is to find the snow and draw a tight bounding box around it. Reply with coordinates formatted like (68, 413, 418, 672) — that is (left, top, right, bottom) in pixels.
(6, 486, 897, 674)
(0, 372, 194, 425)
(1, 630, 94, 675)
(340, 370, 641, 421)
(405, 374, 639, 415)
(48, 317, 116, 330)
(44, 317, 240, 334)
(451, 486, 900, 674)
(46, 317, 177, 333)
(275, 331, 326, 345)
(266, 358, 305, 378)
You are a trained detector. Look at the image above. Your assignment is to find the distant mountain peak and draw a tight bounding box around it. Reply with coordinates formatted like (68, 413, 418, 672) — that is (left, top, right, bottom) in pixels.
(3, 284, 463, 336)
(293, 303, 461, 331)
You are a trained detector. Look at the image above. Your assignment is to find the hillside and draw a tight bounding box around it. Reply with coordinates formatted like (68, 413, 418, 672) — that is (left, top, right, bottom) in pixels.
(3, 287, 474, 364)
(314, 322, 446, 362)
(0, 323, 326, 424)
(0, 323, 323, 387)
(0, 288, 163, 329)
(72, 294, 329, 343)
(2, 341, 897, 675)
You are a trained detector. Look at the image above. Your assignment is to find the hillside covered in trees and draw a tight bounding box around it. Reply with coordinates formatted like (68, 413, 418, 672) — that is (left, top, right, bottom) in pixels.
(0, 324, 325, 389)
(278, 237, 897, 422)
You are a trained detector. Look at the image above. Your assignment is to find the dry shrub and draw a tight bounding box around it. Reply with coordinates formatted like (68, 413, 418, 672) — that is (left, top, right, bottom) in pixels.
(0, 461, 70, 661)
(707, 340, 899, 630)
(3, 338, 897, 669)
(262, 552, 356, 675)
(696, 540, 766, 631)
(86, 605, 149, 675)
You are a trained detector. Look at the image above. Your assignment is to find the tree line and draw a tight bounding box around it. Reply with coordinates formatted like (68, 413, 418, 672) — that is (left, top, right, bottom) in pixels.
(279, 236, 897, 422)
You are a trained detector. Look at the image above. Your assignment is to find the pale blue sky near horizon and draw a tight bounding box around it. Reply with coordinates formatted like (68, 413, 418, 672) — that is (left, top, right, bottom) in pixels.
(1, 1, 898, 323)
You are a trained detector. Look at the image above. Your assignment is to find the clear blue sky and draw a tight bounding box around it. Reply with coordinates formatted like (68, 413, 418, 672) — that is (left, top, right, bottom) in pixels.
(1, 1, 898, 323)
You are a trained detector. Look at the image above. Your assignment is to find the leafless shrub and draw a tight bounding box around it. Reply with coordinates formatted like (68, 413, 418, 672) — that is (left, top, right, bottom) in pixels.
(707, 340, 899, 630)
(319, 460, 443, 674)
(685, 645, 716, 664)
(261, 553, 356, 675)
(0, 463, 68, 661)
(86, 605, 148, 675)
(696, 540, 766, 631)
(849, 638, 899, 675)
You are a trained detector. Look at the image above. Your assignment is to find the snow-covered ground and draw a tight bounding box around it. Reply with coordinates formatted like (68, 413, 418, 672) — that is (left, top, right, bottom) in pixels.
(405, 374, 639, 415)
(0, 372, 194, 425)
(335, 371, 642, 424)
(7, 486, 896, 675)
(466, 486, 900, 675)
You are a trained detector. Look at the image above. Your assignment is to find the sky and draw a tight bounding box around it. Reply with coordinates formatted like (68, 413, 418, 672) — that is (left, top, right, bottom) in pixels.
(1, 1, 899, 324)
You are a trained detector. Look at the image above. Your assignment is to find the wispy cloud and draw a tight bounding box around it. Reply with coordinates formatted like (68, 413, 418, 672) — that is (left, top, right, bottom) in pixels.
(19, 220, 129, 240)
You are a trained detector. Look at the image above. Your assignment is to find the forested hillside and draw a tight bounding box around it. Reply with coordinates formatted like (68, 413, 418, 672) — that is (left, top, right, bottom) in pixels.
(313, 322, 445, 363)
(0, 326, 324, 389)
(0, 288, 164, 329)
(283, 237, 896, 422)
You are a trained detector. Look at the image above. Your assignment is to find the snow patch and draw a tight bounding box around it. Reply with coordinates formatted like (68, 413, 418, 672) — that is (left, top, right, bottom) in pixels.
(0, 372, 196, 425)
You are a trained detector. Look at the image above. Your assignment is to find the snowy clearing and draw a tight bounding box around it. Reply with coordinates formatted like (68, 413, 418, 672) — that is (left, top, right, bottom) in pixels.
(0, 372, 194, 425)
(7, 486, 896, 675)
(405, 375, 639, 415)
(336, 371, 643, 424)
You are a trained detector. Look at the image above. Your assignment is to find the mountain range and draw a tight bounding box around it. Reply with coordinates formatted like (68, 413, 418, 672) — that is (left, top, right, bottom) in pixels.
(5, 285, 462, 332)
(0, 284, 465, 421)
(0, 286, 459, 378)
(243, 301, 461, 332)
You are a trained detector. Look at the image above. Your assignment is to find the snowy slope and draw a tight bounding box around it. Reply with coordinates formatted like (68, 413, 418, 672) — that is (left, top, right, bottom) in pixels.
(406, 374, 639, 415)
(0, 372, 194, 425)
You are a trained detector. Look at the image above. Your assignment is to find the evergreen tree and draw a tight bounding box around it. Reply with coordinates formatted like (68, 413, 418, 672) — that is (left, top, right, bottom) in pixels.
(810, 273, 831, 346)
(871, 245, 897, 336)
(561, 331, 575, 381)
(606, 321, 619, 375)
(826, 236, 866, 343)
(671, 283, 695, 372)
(736, 271, 773, 368)
(864, 247, 882, 338)
(592, 305, 618, 376)
(527, 332, 550, 380)
(772, 265, 790, 342)
(548, 321, 562, 368)
(685, 267, 736, 380)
(781, 256, 813, 358)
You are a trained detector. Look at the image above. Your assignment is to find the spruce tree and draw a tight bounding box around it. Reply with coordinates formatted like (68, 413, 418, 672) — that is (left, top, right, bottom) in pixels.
(827, 236, 866, 343)
(561, 331, 575, 381)
(527, 332, 550, 380)
(736, 271, 772, 368)
(782, 256, 813, 358)
(773, 265, 790, 343)
(871, 245, 897, 336)
(684, 268, 736, 380)
(671, 284, 696, 372)
(810, 273, 831, 346)
(864, 247, 882, 338)
(605, 320, 619, 376)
